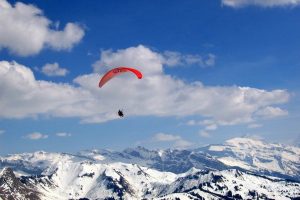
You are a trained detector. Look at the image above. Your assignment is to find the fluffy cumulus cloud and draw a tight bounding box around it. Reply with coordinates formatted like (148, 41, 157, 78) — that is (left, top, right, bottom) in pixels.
(0, 45, 290, 126)
(93, 45, 164, 76)
(0, 61, 91, 119)
(41, 63, 69, 77)
(222, 0, 300, 8)
(93, 45, 215, 75)
(0, 0, 84, 56)
(255, 106, 288, 119)
(25, 132, 48, 140)
(152, 133, 193, 149)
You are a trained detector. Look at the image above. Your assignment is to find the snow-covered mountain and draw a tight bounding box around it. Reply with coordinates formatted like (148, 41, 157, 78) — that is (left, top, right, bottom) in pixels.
(201, 137, 300, 181)
(1, 163, 300, 200)
(0, 147, 228, 178)
(0, 137, 300, 199)
(0, 168, 40, 200)
(78, 146, 229, 173)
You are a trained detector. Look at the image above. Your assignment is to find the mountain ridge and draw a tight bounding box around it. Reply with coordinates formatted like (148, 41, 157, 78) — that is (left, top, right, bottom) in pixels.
(1, 165, 299, 200)
(0, 137, 300, 200)
(1, 137, 299, 180)
(200, 137, 300, 181)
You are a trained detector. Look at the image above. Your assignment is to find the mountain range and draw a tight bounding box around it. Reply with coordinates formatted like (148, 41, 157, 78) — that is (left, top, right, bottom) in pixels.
(0, 137, 299, 200)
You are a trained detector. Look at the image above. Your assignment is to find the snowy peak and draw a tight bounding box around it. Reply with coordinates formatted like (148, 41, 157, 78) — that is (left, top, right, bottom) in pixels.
(226, 137, 267, 147)
(123, 146, 159, 159)
(0, 167, 14, 177)
(1, 137, 300, 182)
(2, 165, 299, 200)
(204, 137, 300, 181)
(0, 151, 77, 176)
(162, 169, 300, 200)
(0, 140, 300, 200)
(29, 161, 177, 200)
(77, 146, 228, 174)
(0, 167, 40, 200)
(3, 137, 299, 181)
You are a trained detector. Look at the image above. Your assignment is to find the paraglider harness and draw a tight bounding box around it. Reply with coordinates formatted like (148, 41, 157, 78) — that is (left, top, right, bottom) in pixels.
(118, 110, 124, 117)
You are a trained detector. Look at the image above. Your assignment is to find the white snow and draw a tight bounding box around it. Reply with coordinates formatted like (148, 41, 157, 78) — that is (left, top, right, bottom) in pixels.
(1, 138, 300, 199)
(208, 145, 226, 151)
(207, 137, 300, 177)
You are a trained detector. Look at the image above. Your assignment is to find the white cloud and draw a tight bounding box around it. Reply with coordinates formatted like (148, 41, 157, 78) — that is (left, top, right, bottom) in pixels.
(0, 45, 290, 125)
(0, 0, 84, 56)
(204, 54, 216, 67)
(222, 0, 300, 8)
(0, 61, 91, 119)
(198, 121, 217, 138)
(187, 119, 219, 131)
(93, 45, 215, 75)
(41, 63, 69, 77)
(25, 132, 48, 140)
(162, 51, 216, 68)
(205, 124, 218, 130)
(255, 106, 288, 119)
(247, 123, 263, 129)
(241, 134, 264, 140)
(186, 120, 197, 126)
(56, 132, 71, 137)
(161, 51, 183, 66)
(0, 129, 4, 135)
(152, 133, 193, 149)
(199, 130, 211, 138)
(174, 139, 194, 149)
(153, 133, 181, 141)
(93, 45, 163, 76)
(46, 23, 85, 51)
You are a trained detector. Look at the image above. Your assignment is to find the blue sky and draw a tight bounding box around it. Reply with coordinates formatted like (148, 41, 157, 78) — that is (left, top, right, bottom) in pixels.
(0, 0, 300, 155)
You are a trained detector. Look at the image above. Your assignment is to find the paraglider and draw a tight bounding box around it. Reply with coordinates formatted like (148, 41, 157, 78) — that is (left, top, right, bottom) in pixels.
(98, 67, 143, 117)
(98, 67, 143, 88)
(118, 110, 124, 117)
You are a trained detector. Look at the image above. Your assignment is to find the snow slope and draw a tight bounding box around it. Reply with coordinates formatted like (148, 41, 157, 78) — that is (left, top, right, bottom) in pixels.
(1, 163, 300, 200)
(1, 137, 300, 199)
(202, 137, 300, 181)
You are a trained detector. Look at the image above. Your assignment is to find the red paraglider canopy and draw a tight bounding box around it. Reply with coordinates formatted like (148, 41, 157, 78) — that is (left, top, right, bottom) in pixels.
(99, 67, 143, 88)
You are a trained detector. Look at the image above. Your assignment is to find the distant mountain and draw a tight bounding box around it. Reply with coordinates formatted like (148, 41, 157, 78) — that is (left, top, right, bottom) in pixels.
(0, 147, 228, 177)
(78, 146, 229, 173)
(200, 137, 300, 181)
(0, 137, 300, 199)
(0, 151, 77, 176)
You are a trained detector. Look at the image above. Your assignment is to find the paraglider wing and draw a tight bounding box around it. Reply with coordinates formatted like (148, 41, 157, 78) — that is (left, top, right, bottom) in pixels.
(98, 67, 143, 88)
